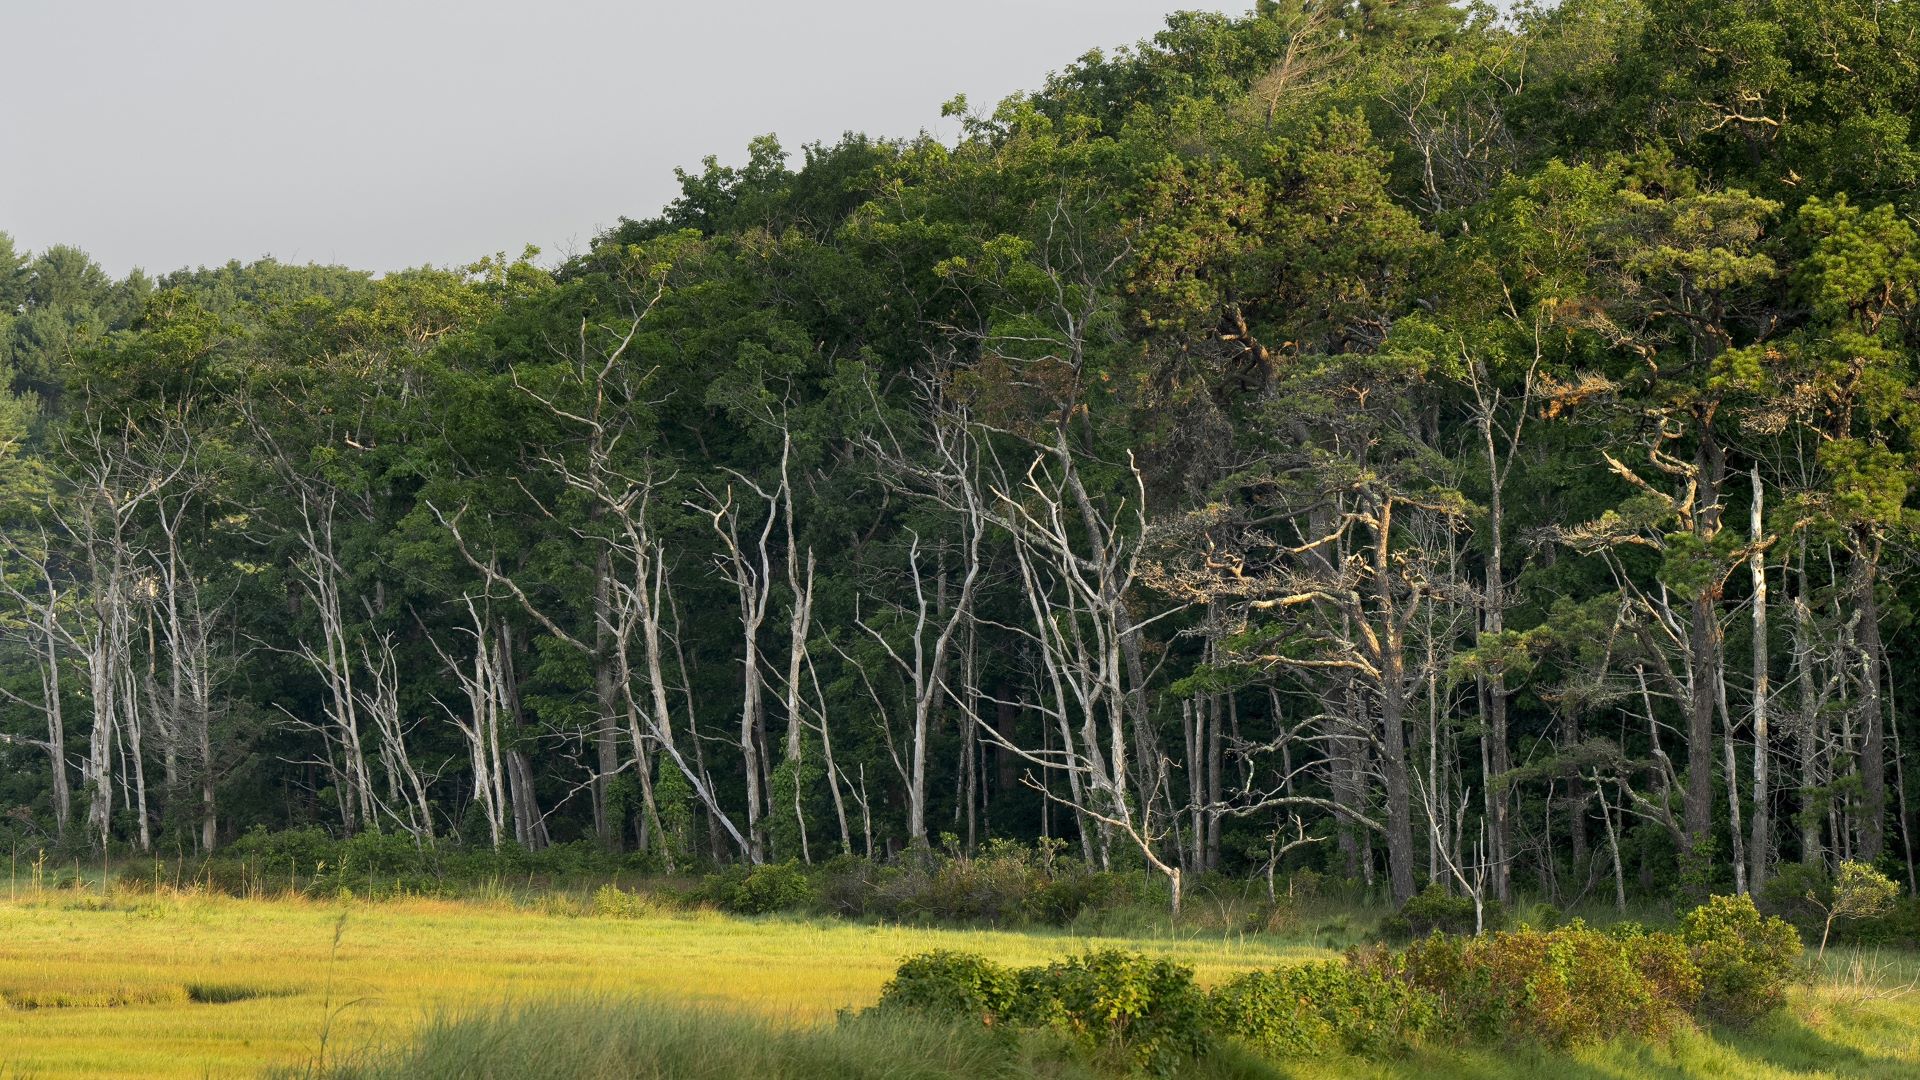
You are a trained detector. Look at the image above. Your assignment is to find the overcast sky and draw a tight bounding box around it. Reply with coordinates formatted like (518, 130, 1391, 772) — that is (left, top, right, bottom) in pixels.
(1, 1, 1238, 278)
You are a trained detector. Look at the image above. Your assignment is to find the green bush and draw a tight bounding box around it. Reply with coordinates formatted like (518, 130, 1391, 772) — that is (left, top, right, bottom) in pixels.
(877, 948, 1210, 1075)
(1759, 862, 1831, 928)
(874, 951, 1018, 1023)
(1679, 893, 1802, 1025)
(1028, 865, 1140, 924)
(811, 843, 1137, 927)
(707, 860, 815, 915)
(1208, 961, 1435, 1057)
(229, 824, 336, 879)
(1624, 931, 1704, 1015)
(1005, 949, 1210, 1076)
(1379, 883, 1503, 940)
(1392, 922, 1695, 1047)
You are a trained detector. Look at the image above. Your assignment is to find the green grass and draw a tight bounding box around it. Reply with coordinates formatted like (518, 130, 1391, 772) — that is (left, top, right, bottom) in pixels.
(281, 998, 1113, 1080)
(284, 986, 1920, 1080)
(4, 883, 1920, 1078)
(0, 886, 1313, 1078)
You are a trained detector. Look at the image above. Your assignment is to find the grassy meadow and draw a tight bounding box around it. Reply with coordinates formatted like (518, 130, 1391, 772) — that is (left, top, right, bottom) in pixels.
(0, 879, 1918, 1078)
(0, 881, 1311, 1079)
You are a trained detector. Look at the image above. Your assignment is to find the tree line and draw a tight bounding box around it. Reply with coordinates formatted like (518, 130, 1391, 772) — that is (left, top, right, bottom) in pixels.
(2, 0, 1917, 914)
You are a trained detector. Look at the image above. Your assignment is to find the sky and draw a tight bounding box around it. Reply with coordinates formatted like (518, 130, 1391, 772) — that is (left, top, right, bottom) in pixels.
(1, 1, 1239, 278)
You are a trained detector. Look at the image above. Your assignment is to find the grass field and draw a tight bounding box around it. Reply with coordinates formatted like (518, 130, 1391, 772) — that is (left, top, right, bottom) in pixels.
(3, 884, 1920, 1078)
(0, 885, 1313, 1079)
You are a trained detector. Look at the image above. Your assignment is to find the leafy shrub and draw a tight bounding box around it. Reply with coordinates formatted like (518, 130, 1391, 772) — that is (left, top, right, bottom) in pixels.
(1208, 960, 1435, 1057)
(1392, 922, 1695, 1047)
(1759, 862, 1831, 928)
(1005, 949, 1210, 1075)
(1031, 866, 1141, 925)
(1814, 861, 1899, 956)
(814, 843, 1137, 927)
(1679, 893, 1803, 1025)
(1624, 931, 1703, 1015)
(1825, 895, 1920, 949)
(1379, 883, 1503, 940)
(706, 860, 814, 914)
(874, 950, 1018, 1023)
(229, 824, 336, 880)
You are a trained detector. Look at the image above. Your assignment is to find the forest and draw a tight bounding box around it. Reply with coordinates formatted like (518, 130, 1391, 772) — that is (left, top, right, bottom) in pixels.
(2, 0, 1917, 928)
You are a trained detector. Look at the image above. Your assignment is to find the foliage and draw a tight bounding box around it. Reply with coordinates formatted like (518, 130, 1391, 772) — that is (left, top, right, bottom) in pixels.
(1678, 894, 1804, 1025)
(1208, 960, 1436, 1057)
(874, 950, 1020, 1023)
(704, 860, 817, 915)
(1388, 922, 1697, 1047)
(1380, 884, 1505, 940)
(1002, 950, 1212, 1076)
(3, 0, 1920, 956)
(814, 844, 1139, 927)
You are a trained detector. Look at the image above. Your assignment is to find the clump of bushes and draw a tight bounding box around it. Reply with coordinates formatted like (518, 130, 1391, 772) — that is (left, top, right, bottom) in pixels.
(1382, 923, 1698, 1046)
(145, 827, 668, 900)
(877, 950, 1019, 1023)
(1384, 894, 1799, 1044)
(1680, 893, 1804, 1024)
(1762, 860, 1905, 954)
(877, 947, 1427, 1072)
(1006, 949, 1211, 1075)
(700, 860, 815, 914)
(1379, 882, 1505, 940)
(1208, 961, 1435, 1057)
(876, 948, 1209, 1075)
(815, 840, 1139, 926)
(873, 894, 1804, 1071)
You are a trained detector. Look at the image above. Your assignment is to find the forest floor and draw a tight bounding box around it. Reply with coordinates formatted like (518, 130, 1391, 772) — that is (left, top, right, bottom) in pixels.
(0, 886, 1917, 1078)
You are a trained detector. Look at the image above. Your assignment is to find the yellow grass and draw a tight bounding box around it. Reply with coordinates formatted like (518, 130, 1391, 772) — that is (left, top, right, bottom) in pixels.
(9, 885, 1920, 1079)
(0, 888, 1320, 1079)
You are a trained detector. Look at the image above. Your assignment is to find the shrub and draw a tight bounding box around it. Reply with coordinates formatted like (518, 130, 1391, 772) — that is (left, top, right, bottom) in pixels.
(1625, 931, 1703, 1015)
(707, 860, 814, 914)
(1005, 949, 1209, 1076)
(1759, 862, 1831, 928)
(1028, 864, 1138, 924)
(814, 842, 1136, 927)
(229, 824, 336, 881)
(1379, 883, 1503, 940)
(815, 855, 881, 917)
(1394, 922, 1695, 1047)
(1679, 893, 1803, 1025)
(874, 951, 1018, 1023)
(1760, 860, 1902, 955)
(1813, 861, 1900, 957)
(1208, 961, 1435, 1057)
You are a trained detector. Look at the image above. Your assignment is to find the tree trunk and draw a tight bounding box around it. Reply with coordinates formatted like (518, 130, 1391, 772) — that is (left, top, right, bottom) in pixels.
(1748, 467, 1771, 892)
(1856, 538, 1887, 862)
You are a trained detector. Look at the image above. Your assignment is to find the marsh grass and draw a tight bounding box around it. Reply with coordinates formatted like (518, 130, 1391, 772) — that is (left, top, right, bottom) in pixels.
(5, 875, 1920, 1077)
(285, 988, 1920, 1080)
(0, 882, 1311, 1078)
(281, 998, 1106, 1080)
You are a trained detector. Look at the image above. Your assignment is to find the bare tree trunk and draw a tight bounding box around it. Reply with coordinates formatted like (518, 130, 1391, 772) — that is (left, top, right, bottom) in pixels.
(1855, 538, 1887, 862)
(496, 623, 550, 849)
(1794, 542, 1825, 869)
(1748, 467, 1771, 892)
(590, 551, 620, 848)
